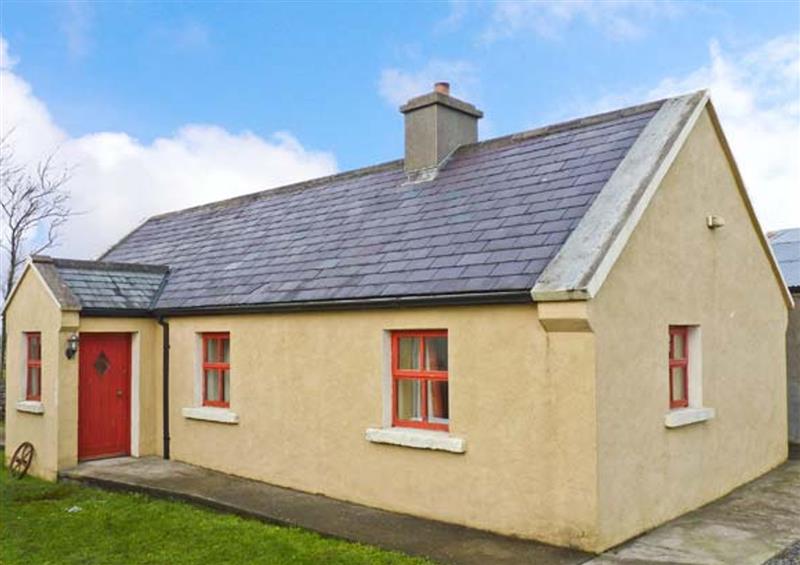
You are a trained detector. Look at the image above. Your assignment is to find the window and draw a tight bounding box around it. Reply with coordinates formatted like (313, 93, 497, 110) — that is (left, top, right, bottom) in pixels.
(25, 332, 42, 401)
(202, 333, 230, 408)
(391, 330, 448, 431)
(669, 326, 689, 409)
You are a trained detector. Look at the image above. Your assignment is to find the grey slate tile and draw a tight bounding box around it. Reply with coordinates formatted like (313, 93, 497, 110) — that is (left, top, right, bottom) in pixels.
(97, 102, 660, 308)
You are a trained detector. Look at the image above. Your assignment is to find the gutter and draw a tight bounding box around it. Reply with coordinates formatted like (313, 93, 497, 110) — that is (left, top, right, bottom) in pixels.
(152, 290, 533, 317)
(157, 316, 170, 460)
(80, 308, 155, 317)
(68, 290, 533, 319)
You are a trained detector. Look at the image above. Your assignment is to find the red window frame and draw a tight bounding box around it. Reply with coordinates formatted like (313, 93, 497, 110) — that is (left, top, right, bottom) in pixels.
(391, 330, 448, 431)
(202, 333, 230, 408)
(669, 326, 689, 409)
(25, 332, 42, 401)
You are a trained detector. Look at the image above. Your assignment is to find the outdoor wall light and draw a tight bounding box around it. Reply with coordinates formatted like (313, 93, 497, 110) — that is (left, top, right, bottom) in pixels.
(65, 333, 79, 360)
(706, 215, 726, 229)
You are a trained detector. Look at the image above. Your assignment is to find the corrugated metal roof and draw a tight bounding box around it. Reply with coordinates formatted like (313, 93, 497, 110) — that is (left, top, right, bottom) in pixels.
(769, 228, 800, 290)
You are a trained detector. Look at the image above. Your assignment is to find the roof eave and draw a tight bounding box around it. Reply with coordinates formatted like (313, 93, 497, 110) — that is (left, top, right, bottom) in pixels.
(80, 307, 156, 317)
(154, 290, 533, 317)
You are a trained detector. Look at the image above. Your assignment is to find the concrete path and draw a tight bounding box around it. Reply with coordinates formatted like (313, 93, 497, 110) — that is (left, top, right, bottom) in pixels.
(588, 459, 800, 565)
(60, 456, 589, 565)
(60, 455, 800, 565)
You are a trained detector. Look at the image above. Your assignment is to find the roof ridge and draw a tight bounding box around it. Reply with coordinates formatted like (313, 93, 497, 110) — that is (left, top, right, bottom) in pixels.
(460, 96, 671, 154)
(768, 227, 800, 239)
(146, 158, 404, 221)
(37, 256, 169, 273)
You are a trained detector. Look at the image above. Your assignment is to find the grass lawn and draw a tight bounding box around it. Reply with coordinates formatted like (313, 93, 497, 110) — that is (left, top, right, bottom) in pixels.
(0, 452, 431, 565)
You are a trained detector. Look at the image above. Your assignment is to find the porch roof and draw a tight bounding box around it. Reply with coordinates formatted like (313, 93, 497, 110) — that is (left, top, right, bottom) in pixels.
(31, 256, 169, 314)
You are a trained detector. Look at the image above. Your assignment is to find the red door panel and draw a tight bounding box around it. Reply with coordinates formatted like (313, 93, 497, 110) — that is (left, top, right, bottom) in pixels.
(78, 333, 131, 460)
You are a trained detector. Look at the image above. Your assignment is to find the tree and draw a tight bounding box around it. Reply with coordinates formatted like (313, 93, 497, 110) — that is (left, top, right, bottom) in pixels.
(0, 131, 73, 373)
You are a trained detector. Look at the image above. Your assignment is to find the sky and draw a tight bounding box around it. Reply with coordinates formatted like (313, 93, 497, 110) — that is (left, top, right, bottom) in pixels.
(1, 1, 798, 261)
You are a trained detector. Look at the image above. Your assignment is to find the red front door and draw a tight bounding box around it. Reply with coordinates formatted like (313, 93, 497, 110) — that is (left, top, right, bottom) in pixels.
(78, 333, 131, 460)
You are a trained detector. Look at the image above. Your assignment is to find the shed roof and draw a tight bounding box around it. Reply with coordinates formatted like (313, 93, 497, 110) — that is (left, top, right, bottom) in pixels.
(769, 228, 800, 291)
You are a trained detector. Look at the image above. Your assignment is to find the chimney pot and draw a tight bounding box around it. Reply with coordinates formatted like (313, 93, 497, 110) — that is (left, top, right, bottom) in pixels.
(434, 82, 450, 95)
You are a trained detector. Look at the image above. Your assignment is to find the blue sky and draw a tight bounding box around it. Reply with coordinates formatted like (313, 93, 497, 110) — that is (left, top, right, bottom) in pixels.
(1, 1, 798, 257)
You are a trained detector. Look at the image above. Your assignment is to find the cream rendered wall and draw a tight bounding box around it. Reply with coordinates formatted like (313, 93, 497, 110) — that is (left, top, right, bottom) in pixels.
(78, 317, 163, 458)
(166, 304, 600, 549)
(3, 268, 163, 478)
(3, 267, 70, 480)
(590, 107, 788, 549)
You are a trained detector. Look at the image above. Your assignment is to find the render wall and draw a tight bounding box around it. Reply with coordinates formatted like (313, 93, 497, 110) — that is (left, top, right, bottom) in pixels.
(165, 305, 600, 549)
(3, 268, 162, 478)
(3, 268, 72, 480)
(788, 292, 800, 445)
(590, 108, 789, 549)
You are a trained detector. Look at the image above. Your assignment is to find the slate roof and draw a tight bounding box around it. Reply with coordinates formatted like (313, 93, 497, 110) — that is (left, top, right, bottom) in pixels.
(99, 100, 662, 311)
(32, 257, 168, 312)
(769, 228, 800, 291)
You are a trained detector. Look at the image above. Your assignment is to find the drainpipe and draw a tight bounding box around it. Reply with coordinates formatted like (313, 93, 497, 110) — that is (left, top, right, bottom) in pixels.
(158, 316, 170, 459)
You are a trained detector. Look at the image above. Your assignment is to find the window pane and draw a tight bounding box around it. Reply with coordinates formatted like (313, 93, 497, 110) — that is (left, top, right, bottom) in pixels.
(396, 379, 421, 421)
(397, 337, 420, 370)
(29, 335, 41, 361)
(428, 380, 449, 422)
(222, 338, 230, 363)
(425, 337, 448, 371)
(672, 331, 685, 360)
(223, 369, 230, 403)
(671, 366, 687, 403)
(207, 338, 219, 362)
(205, 369, 221, 402)
(28, 367, 41, 398)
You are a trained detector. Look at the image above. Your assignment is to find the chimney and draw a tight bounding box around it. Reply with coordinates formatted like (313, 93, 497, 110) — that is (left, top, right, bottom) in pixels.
(400, 82, 483, 175)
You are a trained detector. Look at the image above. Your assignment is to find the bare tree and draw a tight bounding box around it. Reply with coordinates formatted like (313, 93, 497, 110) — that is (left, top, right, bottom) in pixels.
(0, 131, 73, 372)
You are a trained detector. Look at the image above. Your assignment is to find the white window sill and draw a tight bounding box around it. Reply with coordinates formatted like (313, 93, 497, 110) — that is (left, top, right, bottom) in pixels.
(365, 427, 466, 453)
(16, 400, 44, 414)
(182, 406, 239, 424)
(664, 407, 715, 428)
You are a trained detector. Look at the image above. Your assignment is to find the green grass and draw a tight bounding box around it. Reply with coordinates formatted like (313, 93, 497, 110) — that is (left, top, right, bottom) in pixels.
(0, 452, 431, 565)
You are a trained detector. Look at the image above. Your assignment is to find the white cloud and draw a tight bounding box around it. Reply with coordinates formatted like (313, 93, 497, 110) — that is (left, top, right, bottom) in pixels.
(378, 59, 478, 107)
(0, 38, 337, 260)
(60, 1, 94, 58)
(583, 35, 800, 232)
(484, 0, 680, 42)
(152, 20, 213, 52)
(0, 36, 18, 69)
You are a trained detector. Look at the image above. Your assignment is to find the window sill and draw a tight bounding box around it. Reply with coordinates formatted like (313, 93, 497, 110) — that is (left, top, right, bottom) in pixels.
(664, 407, 715, 429)
(365, 427, 466, 453)
(16, 400, 44, 415)
(182, 406, 239, 424)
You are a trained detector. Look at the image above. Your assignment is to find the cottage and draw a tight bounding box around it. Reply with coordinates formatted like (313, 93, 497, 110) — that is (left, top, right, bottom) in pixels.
(769, 228, 800, 447)
(3, 85, 792, 552)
